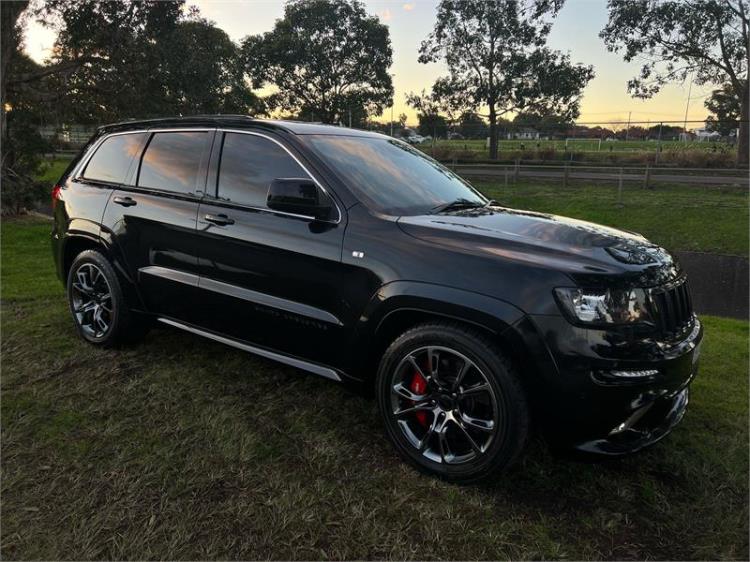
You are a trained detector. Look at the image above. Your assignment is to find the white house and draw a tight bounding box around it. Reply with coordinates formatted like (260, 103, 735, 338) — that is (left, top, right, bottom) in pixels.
(507, 127, 540, 140)
(692, 127, 721, 141)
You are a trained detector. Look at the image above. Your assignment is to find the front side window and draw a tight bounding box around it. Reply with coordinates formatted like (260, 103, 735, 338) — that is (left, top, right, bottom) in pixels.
(302, 135, 486, 216)
(217, 132, 309, 208)
(138, 132, 207, 193)
(83, 133, 146, 184)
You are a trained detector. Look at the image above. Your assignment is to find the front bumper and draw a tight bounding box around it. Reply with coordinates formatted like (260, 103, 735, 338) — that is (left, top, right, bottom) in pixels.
(573, 386, 690, 455)
(522, 314, 703, 454)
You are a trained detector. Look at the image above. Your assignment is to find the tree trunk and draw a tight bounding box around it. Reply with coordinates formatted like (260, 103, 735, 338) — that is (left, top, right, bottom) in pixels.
(737, 82, 749, 168)
(488, 105, 498, 160)
(1, 2, 27, 169)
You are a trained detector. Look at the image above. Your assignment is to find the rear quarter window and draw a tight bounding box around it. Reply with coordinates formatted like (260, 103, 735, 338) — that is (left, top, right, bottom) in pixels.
(82, 133, 147, 184)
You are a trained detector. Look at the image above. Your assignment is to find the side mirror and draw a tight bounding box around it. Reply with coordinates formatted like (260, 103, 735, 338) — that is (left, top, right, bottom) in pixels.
(267, 178, 334, 221)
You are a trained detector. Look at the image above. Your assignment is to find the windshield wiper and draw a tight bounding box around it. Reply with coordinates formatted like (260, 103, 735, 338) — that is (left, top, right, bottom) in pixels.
(430, 198, 486, 214)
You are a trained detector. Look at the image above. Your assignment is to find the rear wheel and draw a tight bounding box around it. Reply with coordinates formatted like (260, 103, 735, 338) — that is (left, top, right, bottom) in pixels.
(376, 322, 529, 483)
(67, 250, 148, 347)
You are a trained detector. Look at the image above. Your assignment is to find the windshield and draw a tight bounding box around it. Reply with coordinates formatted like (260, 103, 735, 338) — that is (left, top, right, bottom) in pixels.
(302, 135, 486, 215)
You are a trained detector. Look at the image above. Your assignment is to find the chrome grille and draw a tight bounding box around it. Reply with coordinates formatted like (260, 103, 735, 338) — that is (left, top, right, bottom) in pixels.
(650, 278, 694, 336)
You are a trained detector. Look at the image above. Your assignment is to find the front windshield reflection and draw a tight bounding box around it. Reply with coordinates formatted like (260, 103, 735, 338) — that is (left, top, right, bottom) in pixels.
(304, 135, 485, 215)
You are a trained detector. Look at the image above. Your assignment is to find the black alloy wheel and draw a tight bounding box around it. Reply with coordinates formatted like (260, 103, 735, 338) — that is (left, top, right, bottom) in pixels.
(67, 249, 146, 347)
(390, 345, 499, 464)
(70, 262, 113, 340)
(377, 322, 529, 483)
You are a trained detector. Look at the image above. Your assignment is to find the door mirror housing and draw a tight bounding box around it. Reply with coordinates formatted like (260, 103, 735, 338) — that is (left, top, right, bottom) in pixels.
(267, 178, 334, 221)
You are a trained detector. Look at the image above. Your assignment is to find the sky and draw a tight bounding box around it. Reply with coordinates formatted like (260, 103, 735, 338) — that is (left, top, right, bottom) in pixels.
(22, 0, 715, 126)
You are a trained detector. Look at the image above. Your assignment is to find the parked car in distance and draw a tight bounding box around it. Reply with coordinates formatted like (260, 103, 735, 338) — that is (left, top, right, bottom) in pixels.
(402, 133, 426, 145)
(52, 117, 702, 482)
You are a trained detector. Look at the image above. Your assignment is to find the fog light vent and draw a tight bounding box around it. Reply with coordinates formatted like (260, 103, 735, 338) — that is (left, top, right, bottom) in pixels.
(610, 369, 659, 378)
(593, 368, 660, 385)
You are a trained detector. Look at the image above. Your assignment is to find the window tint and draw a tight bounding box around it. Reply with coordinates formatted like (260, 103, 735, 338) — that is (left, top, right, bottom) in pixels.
(303, 135, 485, 216)
(218, 133, 309, 208)
(83, 133, 146, 184)
(138, 132, 207, 193)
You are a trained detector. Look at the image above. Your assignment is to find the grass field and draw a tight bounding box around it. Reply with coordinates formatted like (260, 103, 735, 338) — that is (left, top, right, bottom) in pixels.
(1, 217, 748, 560)
(37, 157, 72, 185)
(474, 180, 749, 256)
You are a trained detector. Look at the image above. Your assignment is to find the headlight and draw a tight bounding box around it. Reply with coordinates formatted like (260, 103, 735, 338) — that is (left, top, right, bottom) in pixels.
(554, 287, 653, 325)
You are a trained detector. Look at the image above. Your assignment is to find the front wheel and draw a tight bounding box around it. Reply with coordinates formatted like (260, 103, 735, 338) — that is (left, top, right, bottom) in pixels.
(376, 322, 530, 483)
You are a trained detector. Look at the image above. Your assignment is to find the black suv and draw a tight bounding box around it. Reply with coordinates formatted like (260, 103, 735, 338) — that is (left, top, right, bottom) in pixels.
(52, 117, 702, 482)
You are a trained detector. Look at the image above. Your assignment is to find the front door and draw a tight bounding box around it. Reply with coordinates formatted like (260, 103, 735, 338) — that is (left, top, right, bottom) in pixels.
(194, 130, 347, 366)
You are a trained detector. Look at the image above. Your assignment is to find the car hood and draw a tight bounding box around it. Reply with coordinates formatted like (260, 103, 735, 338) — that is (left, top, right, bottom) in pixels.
(396, 205, 682, 287)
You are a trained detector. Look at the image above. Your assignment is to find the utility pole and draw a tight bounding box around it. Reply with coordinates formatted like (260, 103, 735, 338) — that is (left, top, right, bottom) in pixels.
(390, 73, 396, 137)
(656, 121, 663, 164)
(625, 111, 632, 141)
(348, 107, 352, 128)
(683, 72, 694, 141)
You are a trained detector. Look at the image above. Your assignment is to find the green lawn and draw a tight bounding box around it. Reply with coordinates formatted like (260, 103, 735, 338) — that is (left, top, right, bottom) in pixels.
(37, 157, 72, 185)
(473, 180, 749, 256)
(1, 217, 748, 559)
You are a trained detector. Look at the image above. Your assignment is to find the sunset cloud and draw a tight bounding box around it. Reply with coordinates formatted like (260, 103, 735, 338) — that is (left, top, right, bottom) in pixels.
(379, 8, 392, 20)
(403, 3, 415, 10)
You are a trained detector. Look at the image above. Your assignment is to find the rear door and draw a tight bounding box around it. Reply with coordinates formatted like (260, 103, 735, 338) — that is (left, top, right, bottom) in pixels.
(194, 130, 347, 366)
(66, 131, 147, 271)
(101, 128, 214, 322)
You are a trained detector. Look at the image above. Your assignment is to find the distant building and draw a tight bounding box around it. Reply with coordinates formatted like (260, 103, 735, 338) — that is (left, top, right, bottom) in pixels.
(507, 127, 540, 140)
(692, 127, 721, 141)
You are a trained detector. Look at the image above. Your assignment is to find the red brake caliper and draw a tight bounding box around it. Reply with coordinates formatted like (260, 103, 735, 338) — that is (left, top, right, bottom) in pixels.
(409, 370, 428, 427)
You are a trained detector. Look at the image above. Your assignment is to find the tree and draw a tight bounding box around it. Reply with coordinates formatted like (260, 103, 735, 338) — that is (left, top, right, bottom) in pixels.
(2, 1, 57, 213)
(417, 0, 594, 159)
(39, 0, 187, 123)
(160, 18, 262, 116)
(600, 0, 749, 166)
(705, 82, 743, 135)
(1, 1, 262, 213)
(406, 90, 451, 139)
(647, 124, 684, 140)
(243, 0, 393, 124)
(457, 111, 488, 138)
(512, 111, 572, 138)
(417, 113, 449, 138)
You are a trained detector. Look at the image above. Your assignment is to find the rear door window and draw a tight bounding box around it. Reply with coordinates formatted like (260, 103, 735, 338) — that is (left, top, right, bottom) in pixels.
(82, 133, 146, 184)
(217, 132, 309, 208)
(137, 131, 209, 194)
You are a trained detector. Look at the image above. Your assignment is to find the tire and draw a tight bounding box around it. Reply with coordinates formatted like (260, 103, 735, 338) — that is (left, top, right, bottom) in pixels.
(376, 321, 529, 483)
(66, 249, 148, 347)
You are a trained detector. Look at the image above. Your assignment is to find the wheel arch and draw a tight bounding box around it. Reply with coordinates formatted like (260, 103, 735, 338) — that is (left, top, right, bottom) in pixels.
(60, 231, 144, 311)
(349, 281, 543, 386)
(61, 233, 111, 283)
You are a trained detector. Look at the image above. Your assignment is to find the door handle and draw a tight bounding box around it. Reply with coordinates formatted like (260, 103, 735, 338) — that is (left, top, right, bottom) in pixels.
(113, 196, 137, 207)
(204, 213, 235, 226)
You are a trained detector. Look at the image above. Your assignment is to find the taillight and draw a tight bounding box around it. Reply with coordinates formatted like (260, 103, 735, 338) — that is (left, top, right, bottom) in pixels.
(51, 184, 62, 210)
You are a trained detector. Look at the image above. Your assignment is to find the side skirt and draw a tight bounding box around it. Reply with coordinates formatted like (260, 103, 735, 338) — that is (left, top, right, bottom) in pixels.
(156, 317, 342, 382)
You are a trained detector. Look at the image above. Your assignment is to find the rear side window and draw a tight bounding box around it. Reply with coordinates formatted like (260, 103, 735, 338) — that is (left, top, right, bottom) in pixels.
(83, 133, 146, 184)
(138, 132, 208, 194)
(217, 133, 309, 208)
